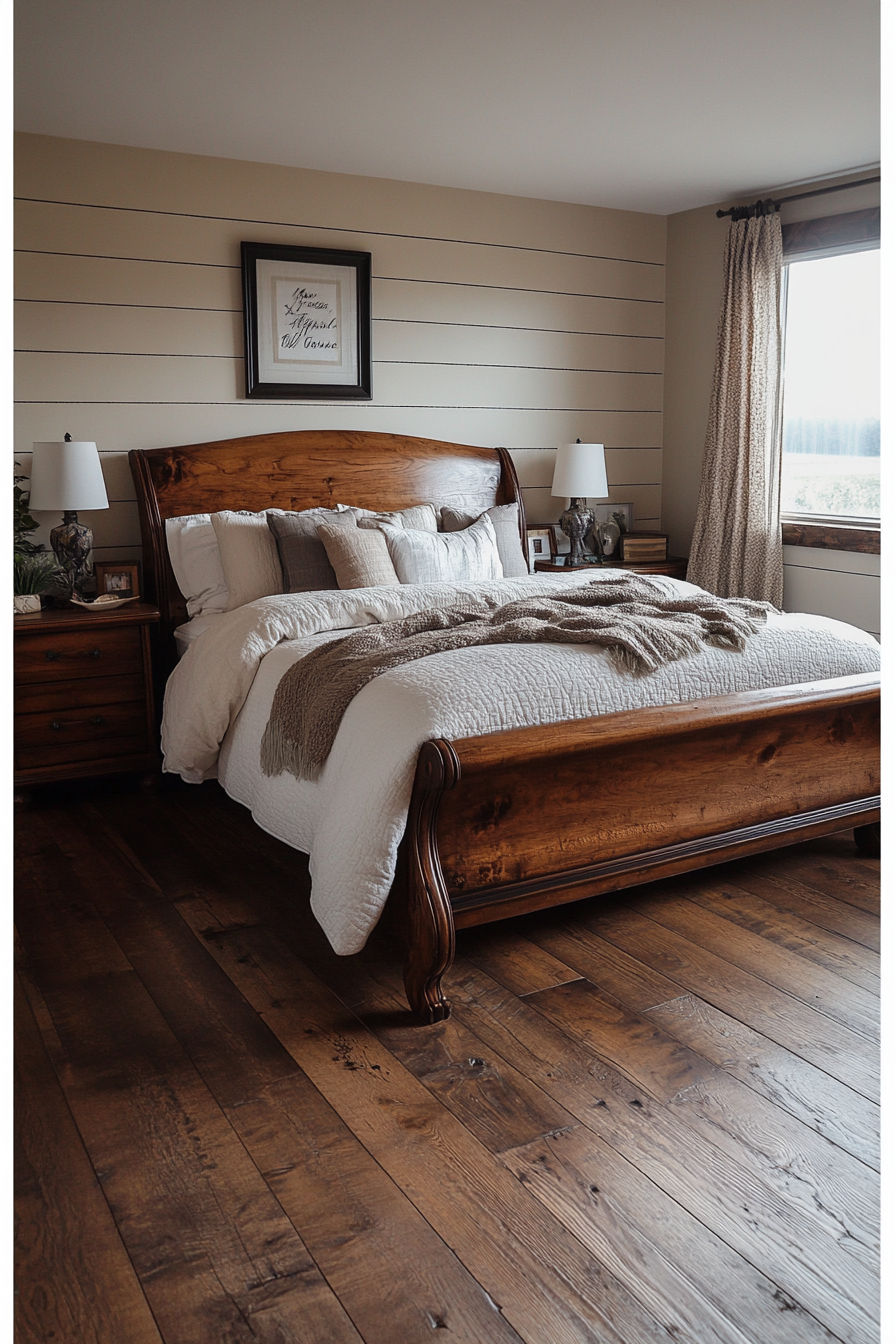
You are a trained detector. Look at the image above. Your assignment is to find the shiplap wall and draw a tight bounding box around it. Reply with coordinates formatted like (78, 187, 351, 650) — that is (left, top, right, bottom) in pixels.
(14, 134, 666, 566)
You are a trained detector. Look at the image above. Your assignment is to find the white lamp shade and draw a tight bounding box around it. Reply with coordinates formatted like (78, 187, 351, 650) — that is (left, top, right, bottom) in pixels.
(550, 442, 609, 500)
(28, 441, 109, 512)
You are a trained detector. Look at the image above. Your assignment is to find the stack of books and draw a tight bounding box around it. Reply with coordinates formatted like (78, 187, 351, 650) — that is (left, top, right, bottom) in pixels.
(620, 532, 668, 562)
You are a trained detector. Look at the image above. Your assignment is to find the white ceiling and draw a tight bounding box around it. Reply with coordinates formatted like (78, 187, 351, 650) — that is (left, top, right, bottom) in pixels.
(14, 0, 880, 215)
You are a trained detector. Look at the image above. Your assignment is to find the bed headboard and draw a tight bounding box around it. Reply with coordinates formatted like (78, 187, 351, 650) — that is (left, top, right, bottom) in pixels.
(128, 429, 525, 669)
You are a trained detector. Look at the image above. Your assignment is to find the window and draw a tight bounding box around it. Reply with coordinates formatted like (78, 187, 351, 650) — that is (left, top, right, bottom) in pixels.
(779, 247, 880, 524)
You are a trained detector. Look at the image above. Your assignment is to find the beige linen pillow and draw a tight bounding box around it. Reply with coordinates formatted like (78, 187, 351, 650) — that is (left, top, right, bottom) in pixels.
(379, 512, 503, 584)
(317, 524, 400, 589)
(440, 502, 528, 578)
(210, 510, 284, 611)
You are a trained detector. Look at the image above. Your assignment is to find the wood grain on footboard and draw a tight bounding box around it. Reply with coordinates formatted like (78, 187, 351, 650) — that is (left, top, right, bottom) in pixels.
(398, 672, 880, 1021)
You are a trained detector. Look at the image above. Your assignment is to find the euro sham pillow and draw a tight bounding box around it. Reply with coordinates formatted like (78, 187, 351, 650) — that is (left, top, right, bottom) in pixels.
(211, 510, 286, 611)
(378, 512, 503, 584)
(439, 502, 528, 578)
(165, 513, 230, 618)
(317, 523, 400, 589)
(266, 507, 356, 594)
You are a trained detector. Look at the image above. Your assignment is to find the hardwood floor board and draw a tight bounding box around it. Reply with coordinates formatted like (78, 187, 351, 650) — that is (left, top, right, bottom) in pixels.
(445, 959, 879, 1344)
(715, 863, 880, 951)
(523, 977, 717, 1103)
(457, 925, 584, 996)
(746, 834, 880, 915)
(620, 890, 879, 1041)
(14, 972, 164, 1344)
(502, 1127, 829, 1344)
(578, 904, 878, 1099)
(674, 879, 879, 994)
(180, 910, 682, 1344)
(225, 1073, 526, 1344)
(51, 802, 303, 1109)
(645, 994, 879, 1171)
(663, 1073, 879, 1271)
(519, 918, 688, 1012)
(14, 838, 365, 1344)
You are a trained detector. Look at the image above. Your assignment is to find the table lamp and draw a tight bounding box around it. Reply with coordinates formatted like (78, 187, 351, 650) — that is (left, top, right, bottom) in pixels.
(551, 440, 609, 566)
(28, 434, 109, 596)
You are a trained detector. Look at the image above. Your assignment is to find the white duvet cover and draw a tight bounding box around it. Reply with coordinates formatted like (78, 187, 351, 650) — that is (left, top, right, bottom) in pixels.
(162, 572, 880, 954)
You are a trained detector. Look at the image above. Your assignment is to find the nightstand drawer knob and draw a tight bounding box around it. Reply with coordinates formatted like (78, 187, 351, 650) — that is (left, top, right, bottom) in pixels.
(90, 649, 101, 658)
(44, 650, 62, 661)
(90, 716, 105, 726)
(50, 721, 62, 731)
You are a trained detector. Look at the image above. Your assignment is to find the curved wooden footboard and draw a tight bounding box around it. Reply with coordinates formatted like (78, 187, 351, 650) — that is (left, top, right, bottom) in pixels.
(396, 671, 880, 1021)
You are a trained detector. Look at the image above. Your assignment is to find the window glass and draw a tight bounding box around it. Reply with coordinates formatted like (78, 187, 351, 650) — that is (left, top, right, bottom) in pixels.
(780, 248, 880, 521)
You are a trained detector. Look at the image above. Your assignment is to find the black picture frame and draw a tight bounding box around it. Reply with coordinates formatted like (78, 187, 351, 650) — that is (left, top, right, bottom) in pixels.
(241, 241, 372, 400)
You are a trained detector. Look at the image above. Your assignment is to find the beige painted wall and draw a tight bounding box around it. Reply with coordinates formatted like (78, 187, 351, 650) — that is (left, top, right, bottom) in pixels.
(662, 171, 880, 635)
(14, 133, 666, 566)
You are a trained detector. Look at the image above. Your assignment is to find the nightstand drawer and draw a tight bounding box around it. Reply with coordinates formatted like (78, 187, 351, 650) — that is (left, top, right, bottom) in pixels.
(15, 672, 146, 715)
(14, 700, 149, 769)
(14, 625, 143, 684)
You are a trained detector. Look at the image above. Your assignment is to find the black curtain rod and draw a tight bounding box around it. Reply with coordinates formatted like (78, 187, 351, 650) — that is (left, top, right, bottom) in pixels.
(716, 174, 880, 219)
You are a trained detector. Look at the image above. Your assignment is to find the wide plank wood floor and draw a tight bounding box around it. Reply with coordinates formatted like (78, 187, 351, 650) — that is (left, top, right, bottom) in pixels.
(15, 776, 880, 1344)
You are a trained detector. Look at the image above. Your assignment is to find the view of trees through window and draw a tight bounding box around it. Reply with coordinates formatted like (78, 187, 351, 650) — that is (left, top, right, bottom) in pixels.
(780, 247, 880, 520)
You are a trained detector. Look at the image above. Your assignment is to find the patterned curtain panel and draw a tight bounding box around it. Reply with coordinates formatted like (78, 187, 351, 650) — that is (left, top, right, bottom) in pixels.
(687, 212, 784, 605)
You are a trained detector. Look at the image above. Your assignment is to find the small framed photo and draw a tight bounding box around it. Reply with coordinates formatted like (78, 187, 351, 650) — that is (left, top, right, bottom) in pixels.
(526, 526, 556, 569)
(552, 524, 571, 556)
(241, 241, 372, 400)
(94, 561, 140, 599)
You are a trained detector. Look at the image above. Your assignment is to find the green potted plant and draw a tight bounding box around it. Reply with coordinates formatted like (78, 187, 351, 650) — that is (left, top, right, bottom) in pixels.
(14, 552, 60, 613)
(14, 464, 61, 612)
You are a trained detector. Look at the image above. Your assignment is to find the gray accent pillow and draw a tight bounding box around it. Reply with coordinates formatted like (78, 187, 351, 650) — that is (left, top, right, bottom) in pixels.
(266, 508, 356, 593)
(440, 502, 528, 578)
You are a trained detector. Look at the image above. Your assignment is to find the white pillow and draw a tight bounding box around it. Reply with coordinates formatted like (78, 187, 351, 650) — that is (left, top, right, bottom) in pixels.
(379, 512, 503, 584)
(165, 514, 229, 618)
(211, 510, 284, 611)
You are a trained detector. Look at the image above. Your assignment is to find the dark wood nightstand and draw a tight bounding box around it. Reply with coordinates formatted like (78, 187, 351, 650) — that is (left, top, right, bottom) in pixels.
(14, 602, 161, 790)
(534, 556, 689, 579)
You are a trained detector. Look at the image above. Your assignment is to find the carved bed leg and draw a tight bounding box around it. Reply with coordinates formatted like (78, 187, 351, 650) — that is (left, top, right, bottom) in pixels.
(854, 822, 881, 857)
(402, 740, 461, 1023)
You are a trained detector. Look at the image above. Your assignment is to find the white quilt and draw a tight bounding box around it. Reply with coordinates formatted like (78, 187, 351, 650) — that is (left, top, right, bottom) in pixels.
(161, 572, 880, 955)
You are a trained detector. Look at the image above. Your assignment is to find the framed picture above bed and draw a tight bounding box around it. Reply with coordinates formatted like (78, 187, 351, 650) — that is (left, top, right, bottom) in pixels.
(241, 242, 372, 400)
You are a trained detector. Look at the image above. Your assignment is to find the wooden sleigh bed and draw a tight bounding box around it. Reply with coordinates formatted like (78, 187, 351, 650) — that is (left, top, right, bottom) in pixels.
(130, 429, 881, 1023)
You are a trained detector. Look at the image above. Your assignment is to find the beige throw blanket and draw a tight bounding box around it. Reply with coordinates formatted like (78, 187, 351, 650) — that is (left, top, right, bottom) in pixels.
(261, 575, 771, 781)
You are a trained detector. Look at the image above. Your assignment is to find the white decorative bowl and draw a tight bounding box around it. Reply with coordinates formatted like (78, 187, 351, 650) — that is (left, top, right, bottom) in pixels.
(70, 594, 138, 612)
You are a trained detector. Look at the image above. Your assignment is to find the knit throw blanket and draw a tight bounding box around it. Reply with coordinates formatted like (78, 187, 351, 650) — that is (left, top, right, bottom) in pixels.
(261, 575, 771, 781)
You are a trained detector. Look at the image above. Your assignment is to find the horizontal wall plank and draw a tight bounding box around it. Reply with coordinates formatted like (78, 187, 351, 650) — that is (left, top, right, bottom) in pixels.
(15, 134, 667, 264)
(15, 251, 242, 311)
(15, 403, 662, 457)
(16, 301, 665, 372)
(375, 278, 664, 338)
(15, 352, 663, 413)
(15, 301, 245, 359)
(15, 199, 666, 301)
